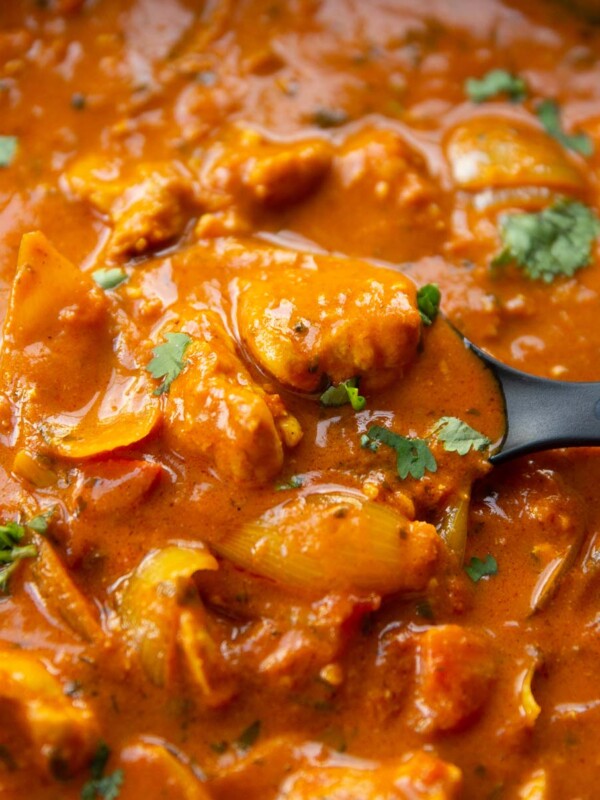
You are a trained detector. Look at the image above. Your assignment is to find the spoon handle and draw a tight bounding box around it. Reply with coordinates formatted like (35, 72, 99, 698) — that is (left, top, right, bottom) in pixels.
(465, 341, 600, 463)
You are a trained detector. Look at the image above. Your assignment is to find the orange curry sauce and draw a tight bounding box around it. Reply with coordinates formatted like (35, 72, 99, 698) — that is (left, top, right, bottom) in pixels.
(0, 1, 599, 798)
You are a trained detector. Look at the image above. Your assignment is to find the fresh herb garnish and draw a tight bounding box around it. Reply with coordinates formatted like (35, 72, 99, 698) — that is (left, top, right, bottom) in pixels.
(360, 433, 379, 452)
(276, 475, 304, 491)
(465, 554, 498, 582)
(417, 283, 441, 326)
(536, 99, 593, 156)
(433, 416, 491, 455)
(92, 268, 128, 290)
(0, 136, 18, 168)
(366, 426, 437, 480)
(0, 516, 43, 593)
(493, 199, 600, 282)
(465, 69, 527, 103)
(320, 378, 366, 411)
(237, 720, 261, 750)
(26, 508, 54, 534)
(81, 742, 124, 800)
(146, 332, 192, 395)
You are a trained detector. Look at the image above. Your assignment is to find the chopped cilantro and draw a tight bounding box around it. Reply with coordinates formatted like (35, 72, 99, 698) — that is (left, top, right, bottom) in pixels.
(433, 416, 491, 455)
(536, 99, 593, 156)
(417, 283, 441, 326)
(465, 554, 498, 582)
(276, 475, 304, 491)
(237, 720, 261, 750)
(493, 199, 600, 282)
(465, 69, 527, 103)
(320, 378, 366, 411)
(26, 508, 54, 534)
(0, 518, 39, 593)
(366, 425, 437, 480)
(360, 433, 379, 452)
(310, 108, 349, 128)
(146, 332, 192, 395)
(210, 740, 228, 754)
(81, 742, 124, 800)
(0, 136, 18, 168)
(92, 268, 128, 290)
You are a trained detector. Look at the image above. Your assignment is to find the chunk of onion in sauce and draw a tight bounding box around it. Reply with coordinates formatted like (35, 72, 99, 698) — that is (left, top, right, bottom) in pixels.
(119, 546, 218, 687)
(516, 654, 541, 729)
(29, 534, 103, 643)
(437, 489, 471, 564)
(446, 118, 585, 192)
(213, 491, 439, 597)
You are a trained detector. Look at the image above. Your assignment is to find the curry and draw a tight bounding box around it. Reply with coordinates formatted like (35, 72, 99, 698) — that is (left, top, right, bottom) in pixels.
(0, 0, 599, 798)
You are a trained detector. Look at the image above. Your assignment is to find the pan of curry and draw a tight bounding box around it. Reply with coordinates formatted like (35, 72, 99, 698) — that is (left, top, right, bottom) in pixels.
(1, 0, 600, 798)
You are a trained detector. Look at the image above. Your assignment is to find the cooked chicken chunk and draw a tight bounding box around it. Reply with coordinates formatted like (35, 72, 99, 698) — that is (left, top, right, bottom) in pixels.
(67, 159, 195, 258)
(163, 313, 300, 484)
(0, 649, 98, 778)
(414, 625, 496, 733)
(198, 126, 333, 210)
(238, 256, 421, 393)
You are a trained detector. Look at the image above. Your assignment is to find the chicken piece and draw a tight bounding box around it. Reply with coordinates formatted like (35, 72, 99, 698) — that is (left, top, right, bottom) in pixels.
(118, 740, 213, 800)
(67, 158, 195, 258)
(0, 648, 98, 778)
(281, 126, 445, 262)
(198, 127, 333, 212)
(277, 751, 462, 800)
(238, 256, 421, 393)
(164, 314, 300, 484)
(413, 625, 496, 733)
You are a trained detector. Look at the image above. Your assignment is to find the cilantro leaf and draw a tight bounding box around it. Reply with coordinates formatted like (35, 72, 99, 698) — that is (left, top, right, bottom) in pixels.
(493, 199, 600, 282)
(417, 283, 441, 326)
(536, 99, 593, 156)
(26, 508, 55, 535)
(92, 268, 128, 290)
(0, 136, 18, 168)
(0, 519, 38, 593)
(465, 69, 527, 103)
(146, 332, 192, 395)
(320, 378, 366, 411)
(237, 720, 261, 750)
(275, 475, 304, 491)
(465, 554, 498, 582)
(366, 425, 437, 480)
(433, 416, 491, 455)
(81, 743, 124, 800)
(360, 433, 379, 452)
(90, 742, 111, 780)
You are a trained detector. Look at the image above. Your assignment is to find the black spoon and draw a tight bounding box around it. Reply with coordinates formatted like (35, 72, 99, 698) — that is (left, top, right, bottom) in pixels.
(463, 337, 600, 463)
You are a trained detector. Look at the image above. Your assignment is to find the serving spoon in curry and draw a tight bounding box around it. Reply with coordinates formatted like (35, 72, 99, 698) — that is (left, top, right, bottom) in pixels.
(462, 335, 600, 463)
